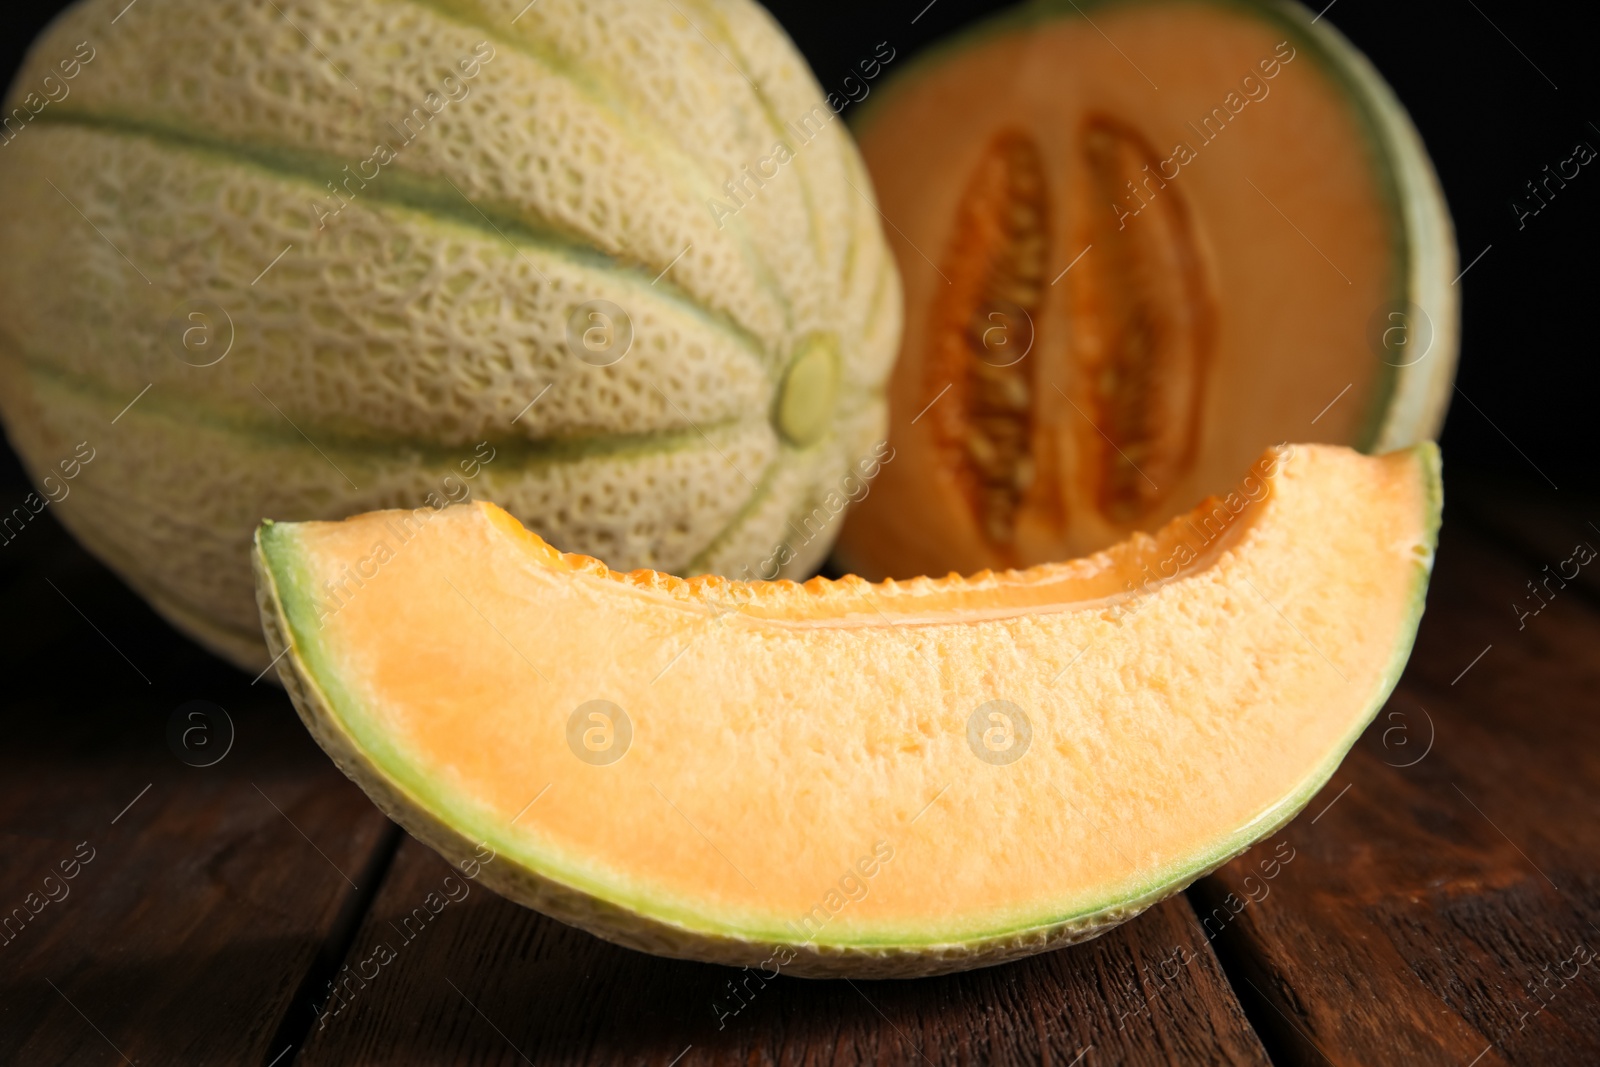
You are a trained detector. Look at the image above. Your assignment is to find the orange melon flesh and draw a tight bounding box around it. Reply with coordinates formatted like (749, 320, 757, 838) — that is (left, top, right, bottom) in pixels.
(837, 0, 1457, 579)
(254, 443, 1439, 977)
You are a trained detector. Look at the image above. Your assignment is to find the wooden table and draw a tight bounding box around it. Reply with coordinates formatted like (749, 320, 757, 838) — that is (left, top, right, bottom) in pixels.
(2, 469, 1597, 1066)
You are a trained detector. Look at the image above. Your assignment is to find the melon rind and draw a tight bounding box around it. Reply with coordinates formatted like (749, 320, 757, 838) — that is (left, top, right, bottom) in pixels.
(253, 444, 1440, 978)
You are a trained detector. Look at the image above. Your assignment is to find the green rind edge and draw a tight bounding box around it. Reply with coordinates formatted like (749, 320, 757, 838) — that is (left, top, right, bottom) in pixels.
(254, 442, 1441, 978)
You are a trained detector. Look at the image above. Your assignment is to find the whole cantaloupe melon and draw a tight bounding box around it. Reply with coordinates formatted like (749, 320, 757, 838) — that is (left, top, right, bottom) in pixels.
(0, 0, 900, 670)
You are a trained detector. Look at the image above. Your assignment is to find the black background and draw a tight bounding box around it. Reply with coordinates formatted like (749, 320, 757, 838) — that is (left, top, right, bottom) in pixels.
(1, 0, 1595, 515)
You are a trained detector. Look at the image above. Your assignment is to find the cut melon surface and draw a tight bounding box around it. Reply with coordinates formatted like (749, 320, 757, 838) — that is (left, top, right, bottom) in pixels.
(836, 0, 1457, 579)
(255, 442, 1439, 977)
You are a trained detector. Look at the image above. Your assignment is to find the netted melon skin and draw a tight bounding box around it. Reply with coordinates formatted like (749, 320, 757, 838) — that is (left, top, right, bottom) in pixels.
(0, 0, 899, 670)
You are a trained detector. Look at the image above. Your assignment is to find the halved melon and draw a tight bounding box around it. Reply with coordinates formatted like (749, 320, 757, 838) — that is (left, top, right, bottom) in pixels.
(835, 0, 1456, 579)
(255, 443, 1439, 977)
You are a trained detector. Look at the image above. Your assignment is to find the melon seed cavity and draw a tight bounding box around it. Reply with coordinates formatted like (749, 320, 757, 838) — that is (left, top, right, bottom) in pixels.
(923, 119, 1215, 543)
(1075, 117, 1214, 522)
(923, 129, 1051, 550)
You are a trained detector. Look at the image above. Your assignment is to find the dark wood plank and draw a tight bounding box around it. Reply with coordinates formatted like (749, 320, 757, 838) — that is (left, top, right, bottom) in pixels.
(1448, 473, 1600, 603)
(1192, 506, 1600, 1066)
(293, 839, 1270, 1067)
(0, 514, 397, 1066)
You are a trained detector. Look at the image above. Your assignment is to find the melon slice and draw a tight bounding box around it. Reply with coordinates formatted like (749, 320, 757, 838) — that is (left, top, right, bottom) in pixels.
(835, 0, 1456, 579)
(255, 443, 1439, 977)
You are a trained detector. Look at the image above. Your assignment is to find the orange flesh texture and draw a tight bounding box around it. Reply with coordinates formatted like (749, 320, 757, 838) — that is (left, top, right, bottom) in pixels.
(844, 3, 1401, 579)
(271, 444, 1433, 946)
